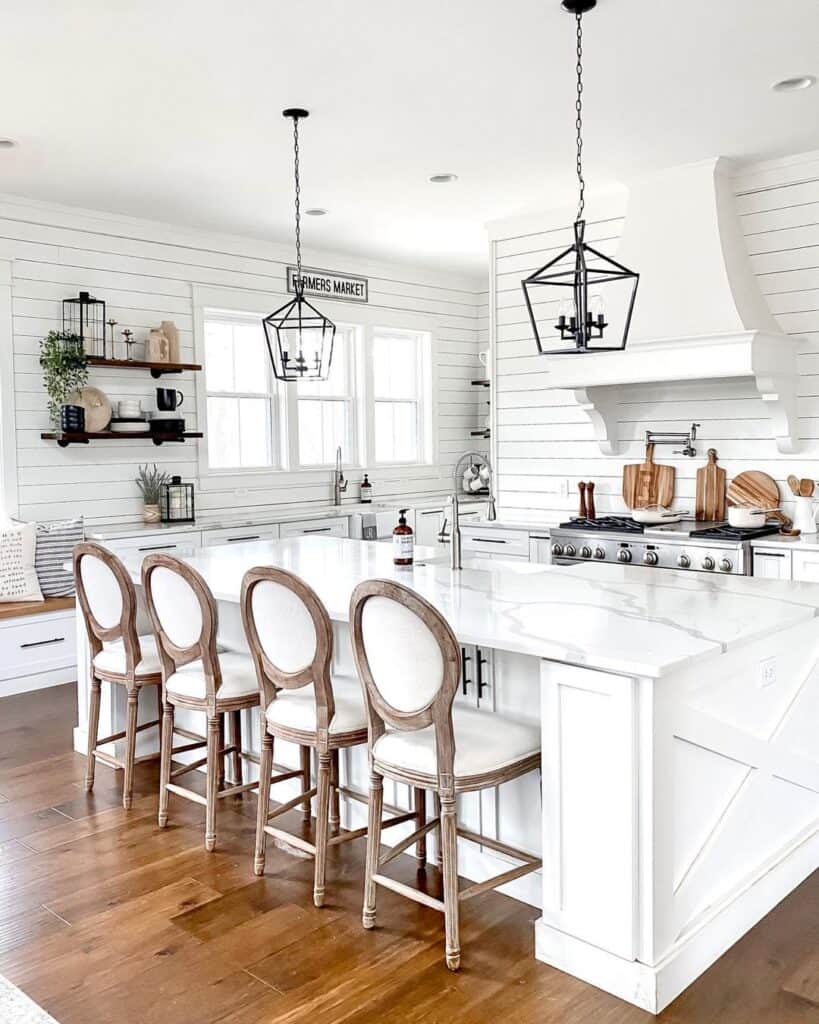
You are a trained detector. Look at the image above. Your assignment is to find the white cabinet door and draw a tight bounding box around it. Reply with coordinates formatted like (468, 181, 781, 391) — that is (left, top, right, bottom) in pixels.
(752, 547, 792, 580)
(202, 524, 280, 546)
(529, 535, 552, 565)
(791, 549, 819, 582)
(414, 507, 444, 547)
(279, 517, 349, 539)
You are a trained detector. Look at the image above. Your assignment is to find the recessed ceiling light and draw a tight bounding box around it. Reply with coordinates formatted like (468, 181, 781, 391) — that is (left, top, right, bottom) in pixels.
(772, 75, 816, 93)
(305, 207, 328, 216)
(0, 139, 17, 149)
(428, 173, 458, 184)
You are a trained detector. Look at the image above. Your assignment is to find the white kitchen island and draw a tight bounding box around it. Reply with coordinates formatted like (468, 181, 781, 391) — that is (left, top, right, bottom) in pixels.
(73, 536, 819, 1014)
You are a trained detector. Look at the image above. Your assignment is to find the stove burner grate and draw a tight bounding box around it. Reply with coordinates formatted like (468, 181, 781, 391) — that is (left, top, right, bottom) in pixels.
(558, 516, 644, 534)
(690, 524, 781, 542)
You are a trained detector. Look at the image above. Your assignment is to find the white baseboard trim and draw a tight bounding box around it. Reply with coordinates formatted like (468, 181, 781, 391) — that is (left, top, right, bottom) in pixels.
(0, 671, 75, 699)
(535, 828, 819, 1015)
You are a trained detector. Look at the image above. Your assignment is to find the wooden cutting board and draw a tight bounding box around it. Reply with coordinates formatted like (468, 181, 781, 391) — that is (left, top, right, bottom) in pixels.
(622, 443, 675, 509)
(695, 448, 726, 521)
(727, 470, 789, 526)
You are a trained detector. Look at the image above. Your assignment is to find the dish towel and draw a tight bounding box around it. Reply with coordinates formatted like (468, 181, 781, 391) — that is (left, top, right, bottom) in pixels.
(0, 974, 60, 1024)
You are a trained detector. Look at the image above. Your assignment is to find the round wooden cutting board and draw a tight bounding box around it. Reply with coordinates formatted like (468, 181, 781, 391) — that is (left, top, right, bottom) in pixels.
(727, 470, 788, 525)
(67, 386, 112, 432)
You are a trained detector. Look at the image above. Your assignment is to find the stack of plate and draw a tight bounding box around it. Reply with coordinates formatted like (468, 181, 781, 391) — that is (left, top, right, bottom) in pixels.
(110, 417, 148, 434)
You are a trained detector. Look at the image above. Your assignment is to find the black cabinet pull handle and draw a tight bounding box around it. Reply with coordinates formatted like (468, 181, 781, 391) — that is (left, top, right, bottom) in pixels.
(754, 551, 785, 558)
(226, 535, 260, 543)
(476, 647, 489, 698)
(460, 647, 472, 695)
(302, 526, 332, 534)
(473, 537, 506, 545)
(20, 637, 65, 649)
(137, 543, 178, 552)
(420, 510, 442, 516)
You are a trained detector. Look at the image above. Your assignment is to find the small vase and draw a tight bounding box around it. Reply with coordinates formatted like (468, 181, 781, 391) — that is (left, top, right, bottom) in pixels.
(143, 504, 161, 524)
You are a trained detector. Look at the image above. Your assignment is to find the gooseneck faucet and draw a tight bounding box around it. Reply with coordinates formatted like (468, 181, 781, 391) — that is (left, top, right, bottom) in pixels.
(333, 446, 348, 506)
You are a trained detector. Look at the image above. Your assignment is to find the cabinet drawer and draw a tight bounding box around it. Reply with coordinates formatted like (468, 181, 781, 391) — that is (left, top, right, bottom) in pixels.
(202, 524, 280, 547)
(0, 612, 77, 681)
(752, 547, 792, 580)
(280, 517, 349, 539)
(104, 531, 203, 555)
(791, 549, 819, 582)
(461, 527, 530, 559)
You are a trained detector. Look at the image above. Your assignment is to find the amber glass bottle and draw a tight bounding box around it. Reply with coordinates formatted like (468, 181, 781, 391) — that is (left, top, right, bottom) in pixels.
(392, 508, 414, 566)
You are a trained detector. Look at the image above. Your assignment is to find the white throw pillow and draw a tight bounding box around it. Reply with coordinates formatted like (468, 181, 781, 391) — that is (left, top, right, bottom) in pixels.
(0, 522, 44, 603)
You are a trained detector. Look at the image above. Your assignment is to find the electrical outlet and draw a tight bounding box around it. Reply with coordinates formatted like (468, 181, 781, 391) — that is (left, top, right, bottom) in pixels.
(759, 656, 777, 688)
(558, 478, 569, 498)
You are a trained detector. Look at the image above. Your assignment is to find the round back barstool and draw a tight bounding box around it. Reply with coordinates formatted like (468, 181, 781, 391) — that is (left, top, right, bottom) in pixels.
(350, 578, 542, 971)
(74, 541, 163, 809)
(242, 566, 420, 907)
(142, 553, 260, 851)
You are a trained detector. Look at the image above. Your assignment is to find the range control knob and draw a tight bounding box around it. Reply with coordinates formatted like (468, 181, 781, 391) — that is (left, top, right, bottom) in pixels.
(643, 550, 659, 566)
(719, 557, 733, 573)
(702, 555, 716, 571)
(564, 544, 577, 558)
(617, 548, 632, 563)
(550, 543, 563, 558)
(677, 553, 691, 569)
(594, 546, 606, 560)
(581, 545, 593, 559)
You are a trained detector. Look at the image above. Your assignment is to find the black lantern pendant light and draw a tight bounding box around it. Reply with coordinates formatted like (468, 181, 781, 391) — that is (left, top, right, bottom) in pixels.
(263, 109, 335, 381)
(522, 0, 638, 354)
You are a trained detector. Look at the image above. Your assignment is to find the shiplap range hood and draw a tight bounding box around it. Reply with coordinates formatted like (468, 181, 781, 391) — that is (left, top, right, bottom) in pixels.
(540, 158, 800, 454)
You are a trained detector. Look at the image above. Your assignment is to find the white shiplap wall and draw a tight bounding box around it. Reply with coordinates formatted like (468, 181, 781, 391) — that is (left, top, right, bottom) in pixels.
(491, 151, 819, 522)
(0, 195, 487, 524)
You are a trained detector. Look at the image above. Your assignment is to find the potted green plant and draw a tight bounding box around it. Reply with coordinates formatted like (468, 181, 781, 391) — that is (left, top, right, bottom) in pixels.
(39, 331, 88, 432)
(136, 463, 170, 523)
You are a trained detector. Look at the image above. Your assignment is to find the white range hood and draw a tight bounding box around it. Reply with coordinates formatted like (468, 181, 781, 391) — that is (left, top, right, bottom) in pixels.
(540, 158, 800, 454)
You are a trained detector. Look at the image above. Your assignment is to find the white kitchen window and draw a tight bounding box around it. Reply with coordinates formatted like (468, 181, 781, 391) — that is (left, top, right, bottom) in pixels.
(371, 328, 430, 464)
(295, 325, 358, 466)
(203, 314, 279, 469)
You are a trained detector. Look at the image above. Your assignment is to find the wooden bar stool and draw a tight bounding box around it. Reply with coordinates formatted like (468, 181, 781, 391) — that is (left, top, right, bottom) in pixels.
(73, 541, 196, 809)
(142, 553, 261, 851)
(241, 566, 424, 907)
(350, 579, 542, 971)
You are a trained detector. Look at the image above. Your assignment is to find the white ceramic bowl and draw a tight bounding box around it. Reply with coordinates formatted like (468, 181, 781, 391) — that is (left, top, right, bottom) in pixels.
(631, 506, 686, 525)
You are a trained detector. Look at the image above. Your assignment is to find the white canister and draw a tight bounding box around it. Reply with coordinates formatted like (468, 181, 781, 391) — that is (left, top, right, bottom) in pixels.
(792, 496, 818, 535)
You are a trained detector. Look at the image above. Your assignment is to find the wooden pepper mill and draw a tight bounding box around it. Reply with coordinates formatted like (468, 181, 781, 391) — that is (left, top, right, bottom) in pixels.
(586, 481, 596, 520)
(578, 481, 587, 519)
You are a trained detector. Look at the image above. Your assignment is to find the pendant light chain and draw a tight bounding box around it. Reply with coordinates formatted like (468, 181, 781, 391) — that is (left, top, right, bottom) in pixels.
(292, 115, 303, 286)
(574, 11, 585, 221)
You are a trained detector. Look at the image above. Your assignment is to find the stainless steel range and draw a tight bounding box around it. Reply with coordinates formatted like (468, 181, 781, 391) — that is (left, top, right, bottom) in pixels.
(550, 516, 781, 576)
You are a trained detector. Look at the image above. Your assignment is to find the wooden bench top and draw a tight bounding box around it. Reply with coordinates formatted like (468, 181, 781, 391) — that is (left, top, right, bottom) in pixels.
(0, 596, 75, 621)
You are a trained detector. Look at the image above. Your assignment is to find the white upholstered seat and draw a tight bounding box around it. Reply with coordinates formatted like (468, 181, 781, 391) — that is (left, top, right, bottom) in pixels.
(93, 634, 162, 677)
(372, 706, 540, 782)
(165, 651, 258, 703)
(265, 673, 367, 736)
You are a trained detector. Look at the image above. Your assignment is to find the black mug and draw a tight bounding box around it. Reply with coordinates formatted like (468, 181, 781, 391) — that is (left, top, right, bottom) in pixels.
(156, 388, 184, 411)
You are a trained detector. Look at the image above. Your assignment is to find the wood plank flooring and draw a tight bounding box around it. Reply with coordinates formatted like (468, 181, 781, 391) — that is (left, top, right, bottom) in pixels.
(0, 683, 816, 1024)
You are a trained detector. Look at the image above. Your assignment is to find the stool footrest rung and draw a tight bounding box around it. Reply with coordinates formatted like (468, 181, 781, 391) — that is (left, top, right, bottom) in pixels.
(379, 818, 438, 866)
(372, 873, 445, 913)
(265, 786, 317, 821)
(165, 782, 207, 806)
(458, 859, 541, 902)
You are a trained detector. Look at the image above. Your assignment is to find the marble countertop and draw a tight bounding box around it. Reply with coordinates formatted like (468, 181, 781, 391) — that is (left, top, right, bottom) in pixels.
(751, 533, 819, 551)
(118, 536, 819, 679)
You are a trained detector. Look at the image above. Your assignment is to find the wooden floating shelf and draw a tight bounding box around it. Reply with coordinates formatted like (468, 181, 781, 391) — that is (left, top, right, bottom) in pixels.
(41, 431, 203, 448)
(86, 356, 202, 379)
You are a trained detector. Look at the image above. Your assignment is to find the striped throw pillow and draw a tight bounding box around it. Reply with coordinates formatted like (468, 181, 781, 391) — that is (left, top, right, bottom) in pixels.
(35, 517, 84, 597)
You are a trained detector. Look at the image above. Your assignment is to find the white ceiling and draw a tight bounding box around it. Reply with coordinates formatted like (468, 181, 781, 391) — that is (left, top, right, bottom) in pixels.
(1, 0, 818, 282)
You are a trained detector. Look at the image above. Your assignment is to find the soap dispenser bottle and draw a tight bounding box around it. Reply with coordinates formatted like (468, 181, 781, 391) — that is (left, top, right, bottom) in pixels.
(360, 473, 373, 504)
(392, 508, 414, 566)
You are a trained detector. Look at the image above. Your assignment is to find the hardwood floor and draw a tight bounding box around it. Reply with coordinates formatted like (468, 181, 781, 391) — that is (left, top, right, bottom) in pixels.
(0, 683, 816, 1024)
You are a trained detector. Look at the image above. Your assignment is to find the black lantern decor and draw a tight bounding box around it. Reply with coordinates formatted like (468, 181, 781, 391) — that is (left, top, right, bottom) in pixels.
(62, 291, 107, 357)
(263, 109, 335, 382)
(159, 475, 195, 524)
(522, 0, 638, 354)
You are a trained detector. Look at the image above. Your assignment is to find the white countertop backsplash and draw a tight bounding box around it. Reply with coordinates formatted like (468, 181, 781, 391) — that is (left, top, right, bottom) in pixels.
(117, 535, 819, 679)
